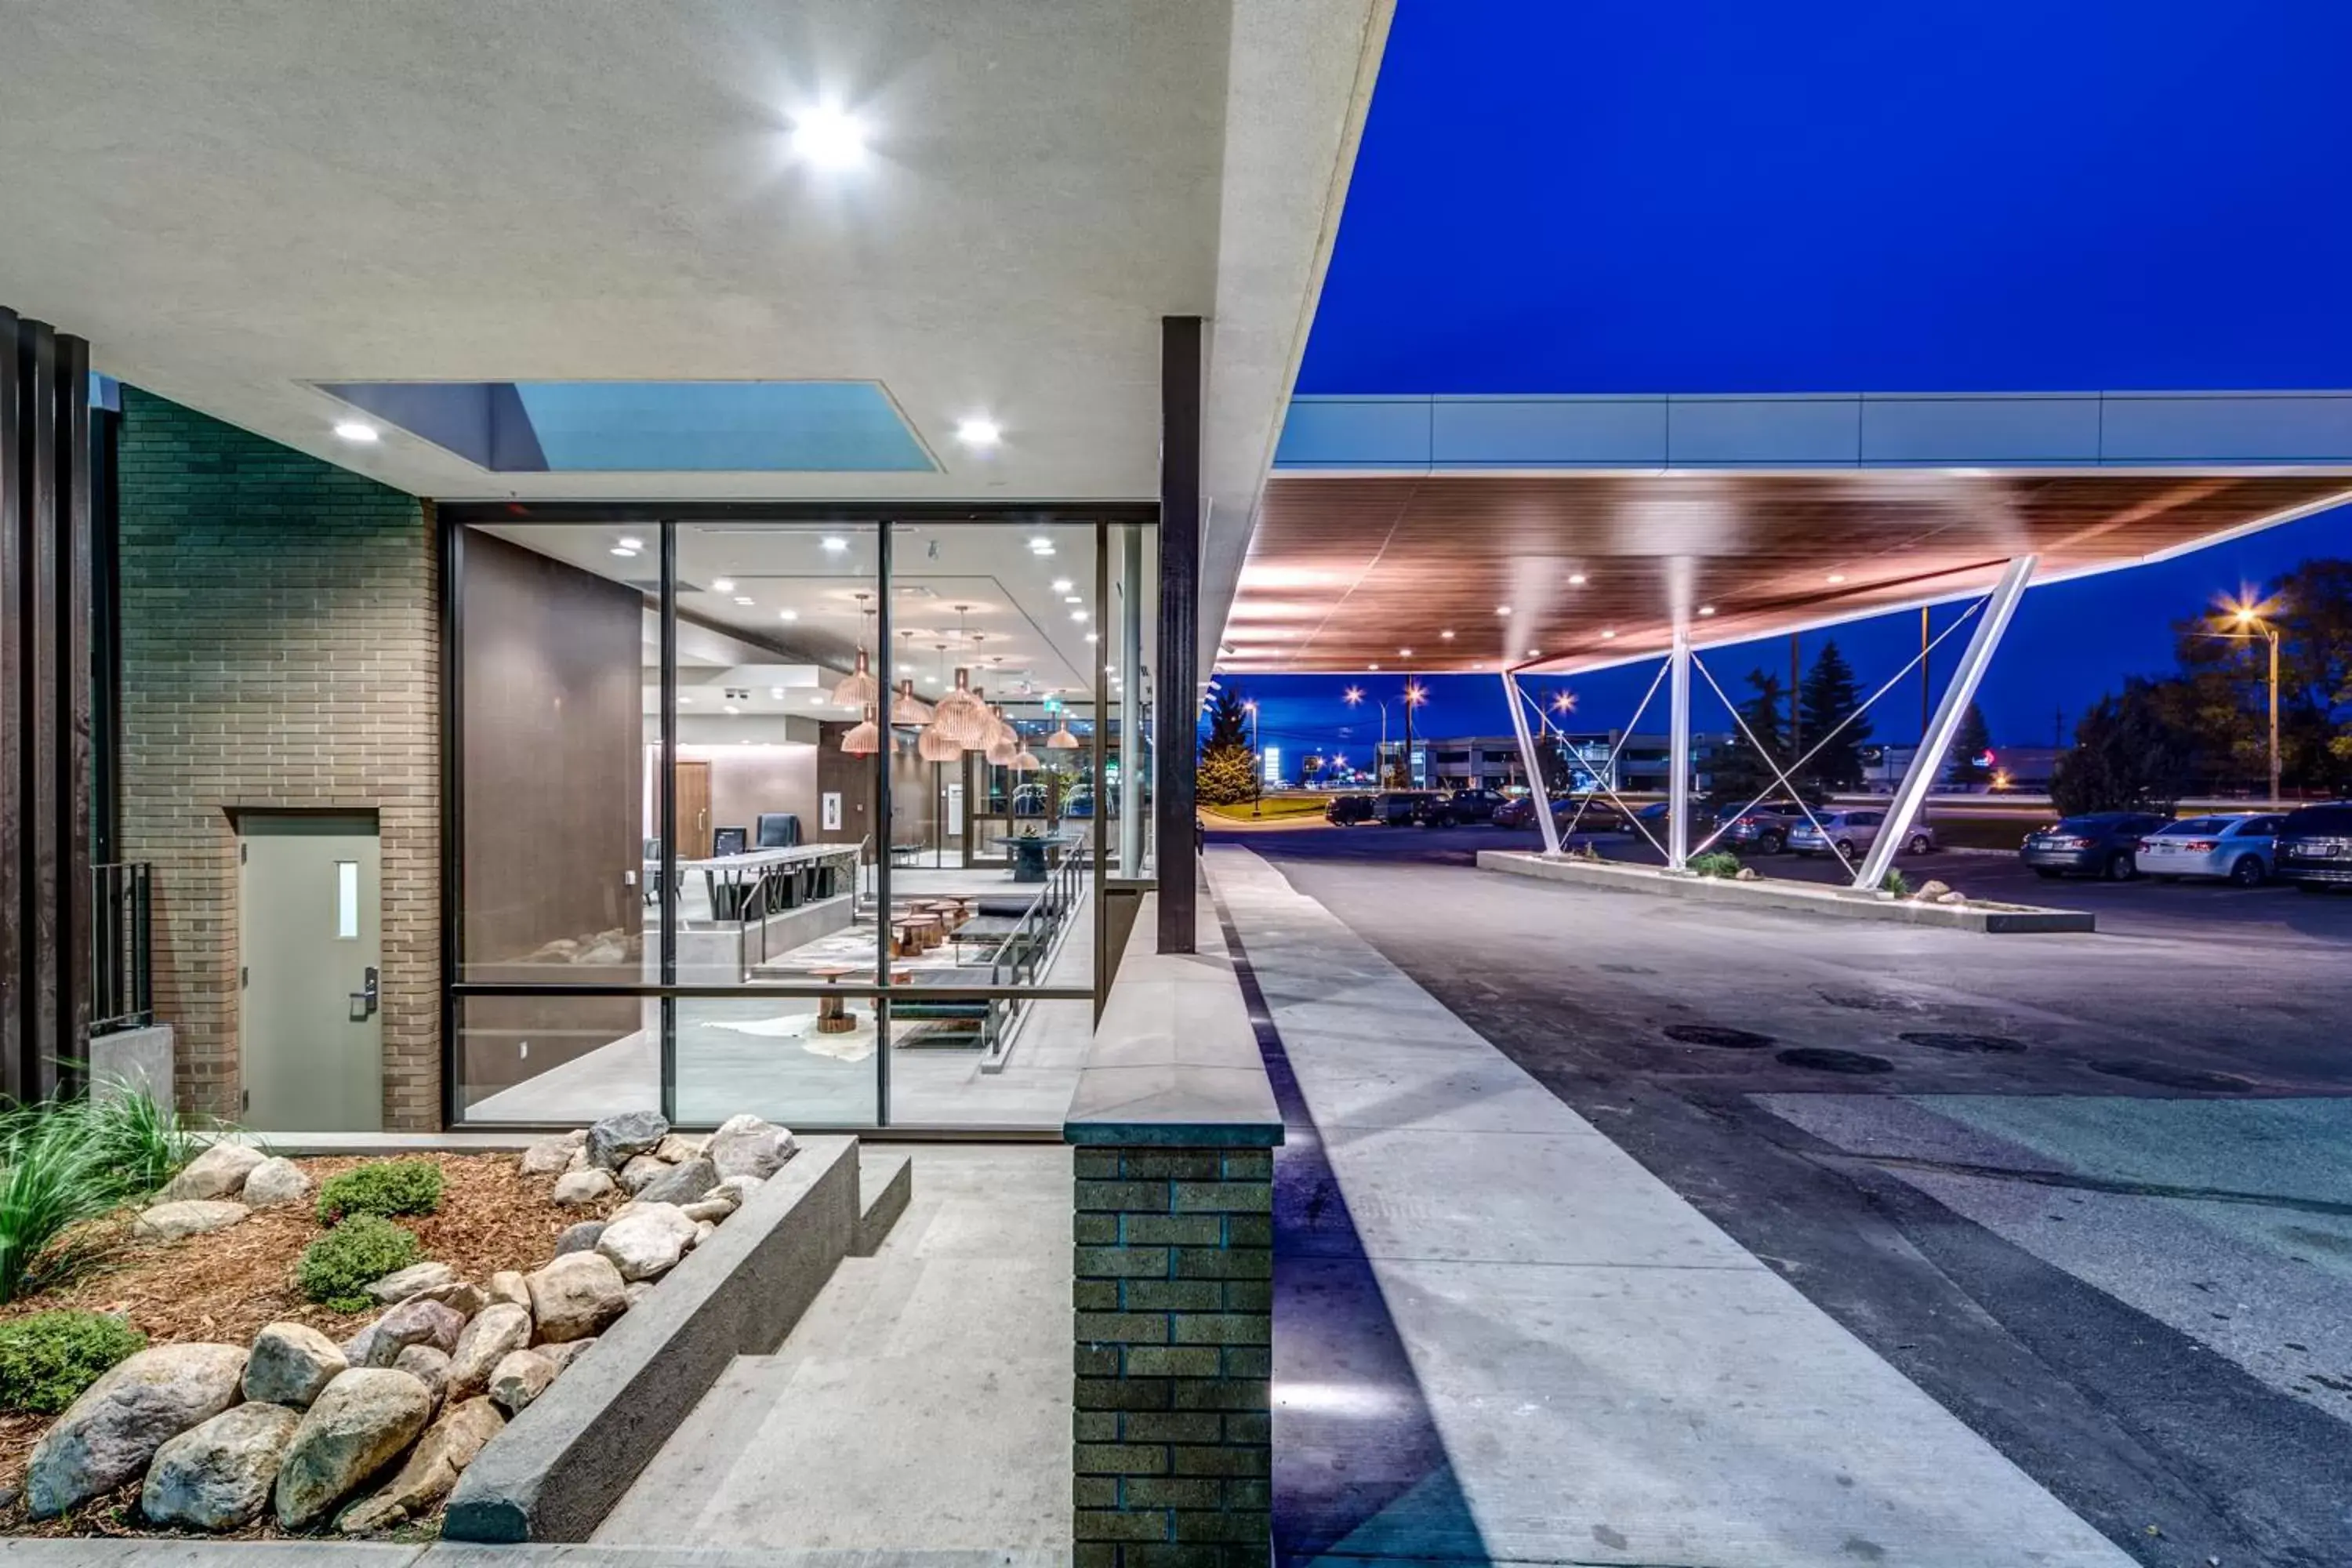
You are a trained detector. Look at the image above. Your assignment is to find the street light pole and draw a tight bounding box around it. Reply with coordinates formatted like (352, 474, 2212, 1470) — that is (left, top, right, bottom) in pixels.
(2265, 622, 2281, 804)
(1244, 699, 1261, 818)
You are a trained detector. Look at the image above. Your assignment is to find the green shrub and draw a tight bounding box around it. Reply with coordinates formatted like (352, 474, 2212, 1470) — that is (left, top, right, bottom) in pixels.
(297, 1216, 420, 1312)
(315, 1160, 445, 1225)
(0, 1310, 146, 1415)
(1882, 869, 1913, 897)
(1690, 850, 1744, 879)
(0, 1088, 198, 1304)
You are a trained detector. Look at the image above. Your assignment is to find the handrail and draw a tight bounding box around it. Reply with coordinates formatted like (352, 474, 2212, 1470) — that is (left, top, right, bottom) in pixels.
(89, 862, 154, 1035)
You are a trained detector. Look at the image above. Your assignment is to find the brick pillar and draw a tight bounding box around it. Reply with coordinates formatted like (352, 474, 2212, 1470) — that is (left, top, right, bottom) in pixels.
(1073, 1145, 1273, 1568)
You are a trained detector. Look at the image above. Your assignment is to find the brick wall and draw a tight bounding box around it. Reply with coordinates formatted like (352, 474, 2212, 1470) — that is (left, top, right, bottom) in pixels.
(117, 387, 440, 1128)
(1073, 1145, 1274, 1568)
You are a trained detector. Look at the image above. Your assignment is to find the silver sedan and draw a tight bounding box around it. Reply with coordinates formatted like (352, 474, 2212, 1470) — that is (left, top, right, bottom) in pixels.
(2138, 814, 2285, 886)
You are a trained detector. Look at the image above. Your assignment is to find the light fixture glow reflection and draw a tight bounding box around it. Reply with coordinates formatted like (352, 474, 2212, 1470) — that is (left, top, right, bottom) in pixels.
(789, 106, 869, 169)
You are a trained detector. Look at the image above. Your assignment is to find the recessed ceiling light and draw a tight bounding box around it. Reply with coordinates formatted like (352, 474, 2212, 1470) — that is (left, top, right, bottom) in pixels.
(1568, 572, 1588, 586)
(1439, 630, 1454, 641)
(778, 609, 797, 622)
(1600, 629, 1617, 639)
(1826, 572, 1846, 584)
(1052, 579, 1073, 593)
(1698, 604, 1717, 617)
(734, 595, 754, 606)
(1065, 595, 1082, 604)
(333, 420, 379, 444)
(1072, 609, 1089, 622)
(1368, 662, 1381, 670)
(789, 106, 868, 169)
(821, 536, 848, 553)
(1494, 605, 1511, 615)
(1084, 632, 1099, 644)
(611, 546, 638, 557)
(724, 705, 740, 716)
(956, 417, 1002, 448)
(770, 687, 786, 699)
(1526, 648, 1541, 657)
(678, 695, 693, 705)
(711, 578, 735, 593)
(617, 537, 644, 552)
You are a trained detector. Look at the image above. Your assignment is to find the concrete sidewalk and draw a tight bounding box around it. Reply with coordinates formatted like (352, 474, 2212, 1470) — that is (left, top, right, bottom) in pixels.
(1209, 845, 2132, 1568)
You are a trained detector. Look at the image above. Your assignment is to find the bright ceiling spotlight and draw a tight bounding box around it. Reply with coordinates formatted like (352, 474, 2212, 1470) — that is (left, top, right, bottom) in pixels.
(1494, 604, 1511, 615)
(711, 577, 735, 593)
(611, 546, 638, 557)
(1698, 604, 1717, 617)
(955, 417, 1002, 448)
(778, 609, 798, 621)
(1367, 662, 1381, 670)
(1029, 535, 1053, 551)
(1439, 630, 1454, 641)
(1051, 579, 1073, 593)
(1398, 647, 1412, 657)
(1600, 629, 1617, 639)
(1568, 572, 1588, 586)
(1526, 648, 1540, 657)
(333, 420, 379, 443)
(733, 595, 754, 606)
(789, 105, 869, 169)
(1826, 572, 1846, 584)
(821, 536, 848, 553)
(1084, 631, 1099, 643)
(617, 537, 644, 551)
(1065, 596, 1082, 604)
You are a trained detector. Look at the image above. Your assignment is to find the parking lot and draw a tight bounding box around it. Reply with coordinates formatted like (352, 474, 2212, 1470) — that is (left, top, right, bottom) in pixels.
(1214, 817, 2352, 1568)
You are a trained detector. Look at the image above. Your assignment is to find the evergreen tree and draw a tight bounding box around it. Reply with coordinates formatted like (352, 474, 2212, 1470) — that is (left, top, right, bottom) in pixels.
(2049, 680, 2193, 815)
(1706, 670, 1795, 811)
(1947, 702, 1994, 788)
(1797, 640, 1871, 790)
(1197, 686, 1258, 806)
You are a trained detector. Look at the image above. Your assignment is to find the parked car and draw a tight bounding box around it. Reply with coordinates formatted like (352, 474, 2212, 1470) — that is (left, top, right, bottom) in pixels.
(1418, 789, 1508, 827)
(2018, 811, 2172, 880)
(1493, 794, 1632, 834)
(2137, 814, 2284, 886)
(1717, 800, 1809, 855)
(1372, 790, 1438, 826)
(1787, 808, 1935, 859)
(1630, 800, 1716, 838)
(2274, 801, 2352, 894)
(1323, 793, 1376, 826)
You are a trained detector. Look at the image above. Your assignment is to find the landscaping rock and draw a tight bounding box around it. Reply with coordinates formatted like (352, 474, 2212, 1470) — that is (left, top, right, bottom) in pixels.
(624, 1280, 655, 1309)
(706, 1115, 797, 1181)
(552, 1167, 616, 1207)
(694, 1219, 716, 1248)
(524, 1251, 627, 1342)
(597, 1202, 697, 1282)
(367, 1261, 459, 1307)
(638, 1155, 719, 1207)
(1937, 890, 1969, 906)
(680, 1195, 735, 1224)
(538, 1337, 597, 1374)
(273, 1368, 434, 1530)
(337, 1396, 503, 1534)
(1734, 866, 1762, 882)
(563, 1145, 590, 1174)
(562, 1127, 588, 1147)
(140, 1401, 303, 1531)
(158, 1142, 266, 1203)
(347, 1297, 466, 1369)
(1913, 879, 1953, 902)
(393, 1345, 452, 1415)
(488, 1349, 556, 1416)
(618, 1152, 669, 1194)
(412, 1279, 488, 1317)
(714, 1174, 764, 1205)
(244, 1323, 347, 1408)
(554, 1219, 606, 1256)
(517, 1135, 574, 1177)
(487, 1270, 532, 1312)
(26, 1342, 249, 1517)
(449, 1303, 532, 1396)
(652, 1132, 707, 1163)
(134, 1199, 249, 1242)
(585, 1109, 669, 1171)
(240, 1156, 311, 1210)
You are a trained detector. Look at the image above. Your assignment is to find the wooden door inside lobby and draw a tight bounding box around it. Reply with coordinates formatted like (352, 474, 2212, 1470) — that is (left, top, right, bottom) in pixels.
(674, 760, 713, 858)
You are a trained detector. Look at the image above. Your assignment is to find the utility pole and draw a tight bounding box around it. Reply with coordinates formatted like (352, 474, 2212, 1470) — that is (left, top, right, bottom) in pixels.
(1789, 633, 1802, 758)
(1919, 606, 1931, 826)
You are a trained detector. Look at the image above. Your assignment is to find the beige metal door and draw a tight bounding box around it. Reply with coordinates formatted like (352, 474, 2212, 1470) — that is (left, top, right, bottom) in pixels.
(239, 815, 383, 1131)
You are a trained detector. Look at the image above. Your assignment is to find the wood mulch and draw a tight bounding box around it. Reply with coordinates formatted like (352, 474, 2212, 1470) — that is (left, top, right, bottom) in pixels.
(0, 1150, 608, 1534)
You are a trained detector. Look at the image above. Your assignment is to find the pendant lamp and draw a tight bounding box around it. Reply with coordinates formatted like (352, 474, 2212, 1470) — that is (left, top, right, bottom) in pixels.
(1045, 717, 1081, 750)
(931, 667, 991, 746)
(829, 593, 880, 708)
(917, 722, 963, 763)
(890, 678, 932, 725)
(1011, 746, 1041, 771)
(840, 702, 880, 755)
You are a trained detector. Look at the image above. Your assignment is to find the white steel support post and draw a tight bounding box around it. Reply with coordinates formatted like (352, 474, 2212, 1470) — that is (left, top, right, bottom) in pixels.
(1502, 670, 1562, 856)
(1856, 554, 2038, 890)
(1668, 632, 1693, 870)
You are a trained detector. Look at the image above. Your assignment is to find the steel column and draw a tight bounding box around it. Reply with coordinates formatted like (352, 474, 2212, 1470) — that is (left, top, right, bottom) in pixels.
(1502, 672, 1560, 855)
(1119, 528, 1145, 875)
(1856, 555, 2038, 890)
(1668, 632, 1692, 869)
(1154, 317, 1202, 953)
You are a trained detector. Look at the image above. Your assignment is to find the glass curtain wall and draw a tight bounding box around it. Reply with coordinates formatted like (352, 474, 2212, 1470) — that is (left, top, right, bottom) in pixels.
(448, 511, 1152, 1131)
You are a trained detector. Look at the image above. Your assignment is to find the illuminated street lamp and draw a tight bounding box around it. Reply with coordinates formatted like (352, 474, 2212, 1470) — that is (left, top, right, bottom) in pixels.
(1243, 699, 1262, 816)
(1402, 681, 1427, 788)
(2198, 598, 2283, 803)
(1344, 684, 1391, 784)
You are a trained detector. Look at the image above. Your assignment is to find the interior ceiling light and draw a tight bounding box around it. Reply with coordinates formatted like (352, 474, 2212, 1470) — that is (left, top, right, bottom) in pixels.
(1064, 595, 1083, 604)
(821, 535, 848, 553)
(1398, 647, 1412, 657)
(790, 106, 869, 169)
(1051, 579, 1074, 593)
(711, 578, 735, 593)
(1011, 747, 1040, 771)
(1568, 573, 1588, 586)
(1368, 662, 1381, 670)
(1029, 536, 1052, 550)
(733, 595, 754, 606)
(1826, 572, 1847, 583)
(1526, 648, 1541, 656)
(891, 677, 932, 726)
(618, 537, 644, 551)
(724, 705, 740, 716)
(1494, 604, 1511, 615)
(333, 420, 379, 443)
(611, 546, 638, 557)
(829, 593, 880, 707)
(1699, 604, 1718, 617)
(917, 722, 961, 763)
(1072, 609, 1089, 622)
(1600, 629, 1617, 639)
(839, 703, 881, 756)
(1046, 714, 1081, 750)
(1083, 631, 1098, 644)
(956, 417, 1002, 448)
(1439, 630, 1454, 641)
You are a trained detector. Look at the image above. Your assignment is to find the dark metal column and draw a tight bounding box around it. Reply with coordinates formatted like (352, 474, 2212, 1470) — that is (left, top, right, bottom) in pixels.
(1154, 316, 1201, 954)
(2, 310, 96, 1100)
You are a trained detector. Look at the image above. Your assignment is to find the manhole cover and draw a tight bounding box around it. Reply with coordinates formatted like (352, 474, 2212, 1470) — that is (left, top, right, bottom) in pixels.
(2089, 1060, 2254, 1093)
(1776, 1047, 1896, 1074)
(1663, 1024, 1774, 1049)
(1900, 1031, 2028, 1054)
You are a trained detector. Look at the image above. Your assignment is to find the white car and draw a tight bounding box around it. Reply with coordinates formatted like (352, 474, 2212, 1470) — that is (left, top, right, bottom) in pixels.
(2138, 814, 2284, 886)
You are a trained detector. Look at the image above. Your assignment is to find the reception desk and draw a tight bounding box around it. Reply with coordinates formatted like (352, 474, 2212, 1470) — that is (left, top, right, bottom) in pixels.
(644, 843, 865, 982)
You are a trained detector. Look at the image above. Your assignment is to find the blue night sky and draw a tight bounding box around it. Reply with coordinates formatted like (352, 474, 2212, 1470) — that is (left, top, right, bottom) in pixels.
(1238, 1, 2352, 764)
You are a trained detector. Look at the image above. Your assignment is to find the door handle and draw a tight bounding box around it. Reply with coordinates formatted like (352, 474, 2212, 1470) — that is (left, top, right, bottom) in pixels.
(348, 965, 379, 1022)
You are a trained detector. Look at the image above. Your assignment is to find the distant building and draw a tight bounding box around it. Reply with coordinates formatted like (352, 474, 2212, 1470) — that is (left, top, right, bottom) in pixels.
(1394, 731, 1726, 794)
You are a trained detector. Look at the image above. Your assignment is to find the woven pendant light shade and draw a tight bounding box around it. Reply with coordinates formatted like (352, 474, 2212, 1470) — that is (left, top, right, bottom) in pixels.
(840, 703, 880, 755)
(1045, 720, 1081, 750)
(1011, 748, 1041, 771)
(986, 730, 1018, 766)
(829, 646, 879, 708)
(930, 667, 991, 746)
(916, 724, 962, 763)
(890, 679, 932, 725)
